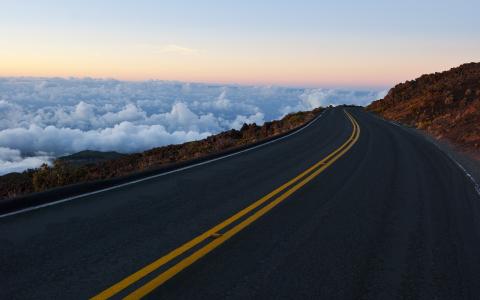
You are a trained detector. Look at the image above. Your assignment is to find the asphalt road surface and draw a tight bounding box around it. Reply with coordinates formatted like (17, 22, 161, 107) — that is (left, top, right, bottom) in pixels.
(1, 107, 479, 299)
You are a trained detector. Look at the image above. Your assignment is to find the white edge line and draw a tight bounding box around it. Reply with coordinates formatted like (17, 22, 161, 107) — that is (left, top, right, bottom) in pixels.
(451, 159, 480, 197)
(0, 110, 328, 219)
(378, 114, 480, 199)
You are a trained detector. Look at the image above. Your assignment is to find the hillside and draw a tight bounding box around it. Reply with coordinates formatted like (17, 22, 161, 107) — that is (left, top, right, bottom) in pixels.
(0, 108, 322, 200)
(368, 62, 480, 159)
(58, 150, 126, 166)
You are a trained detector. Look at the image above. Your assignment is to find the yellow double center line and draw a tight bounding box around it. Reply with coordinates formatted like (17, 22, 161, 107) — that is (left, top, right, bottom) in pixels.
(92, 109, 360, 299)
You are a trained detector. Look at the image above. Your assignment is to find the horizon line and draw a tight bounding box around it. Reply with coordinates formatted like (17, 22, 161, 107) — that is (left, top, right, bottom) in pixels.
(0, 74, 391, 91)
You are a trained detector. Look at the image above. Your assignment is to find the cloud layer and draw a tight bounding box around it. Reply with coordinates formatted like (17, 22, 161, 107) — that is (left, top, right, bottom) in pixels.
(0, 77, 386, 174)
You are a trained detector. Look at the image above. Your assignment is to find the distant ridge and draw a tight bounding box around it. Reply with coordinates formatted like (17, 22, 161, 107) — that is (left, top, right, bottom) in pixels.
(368, 62, 480, 159)
(58, 150, 126, 166)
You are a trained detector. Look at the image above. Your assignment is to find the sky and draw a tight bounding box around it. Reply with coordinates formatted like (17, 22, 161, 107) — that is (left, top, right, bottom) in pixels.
(1, 0, 479, 88)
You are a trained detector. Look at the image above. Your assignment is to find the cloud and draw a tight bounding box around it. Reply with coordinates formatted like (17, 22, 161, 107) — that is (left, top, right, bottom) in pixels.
(299, 89, 386, 108)
(0, 147, 52, 175)
(0, 77, 384, 174)
(158, 44, 199, 55)
(135, 44, 200, 56)
(230, 112, 265, 130)
(0, 123, 211, 156)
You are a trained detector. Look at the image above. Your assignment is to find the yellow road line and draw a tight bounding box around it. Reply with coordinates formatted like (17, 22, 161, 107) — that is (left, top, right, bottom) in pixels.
(91, 110, 360, 300)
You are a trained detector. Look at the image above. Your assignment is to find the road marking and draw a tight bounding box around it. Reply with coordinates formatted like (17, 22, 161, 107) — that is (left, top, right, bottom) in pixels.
(0, 110, 327, 219)
(452, 160, 480, 197)
(381, 115, 480, 199)
(91, 110, 360, 300)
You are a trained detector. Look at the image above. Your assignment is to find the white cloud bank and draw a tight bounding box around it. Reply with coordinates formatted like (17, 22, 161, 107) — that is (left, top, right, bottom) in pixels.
(0, 77, 386, 174)
(0, 147, 52, 175)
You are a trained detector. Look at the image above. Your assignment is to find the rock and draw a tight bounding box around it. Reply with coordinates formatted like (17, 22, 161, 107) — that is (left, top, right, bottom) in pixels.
(367, 62, 480, 159)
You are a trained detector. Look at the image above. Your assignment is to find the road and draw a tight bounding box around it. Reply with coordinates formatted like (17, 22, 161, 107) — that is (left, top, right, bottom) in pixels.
(1, 107, 480, 299)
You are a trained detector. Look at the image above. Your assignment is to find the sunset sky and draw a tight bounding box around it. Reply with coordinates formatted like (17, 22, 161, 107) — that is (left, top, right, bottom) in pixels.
(1, 0, 479, 88)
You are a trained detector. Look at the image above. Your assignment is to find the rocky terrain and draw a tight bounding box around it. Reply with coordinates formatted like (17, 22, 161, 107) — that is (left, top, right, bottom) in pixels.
(0, 108, 322, 200)
(368, 62, 480, 159)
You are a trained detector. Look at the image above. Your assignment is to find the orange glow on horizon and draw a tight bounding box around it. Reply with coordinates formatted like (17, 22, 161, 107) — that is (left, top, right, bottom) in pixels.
(0, 44, 474, 89)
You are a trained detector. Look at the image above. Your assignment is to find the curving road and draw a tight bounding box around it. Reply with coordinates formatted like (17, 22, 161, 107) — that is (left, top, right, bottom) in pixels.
(1, 107, 480, 299)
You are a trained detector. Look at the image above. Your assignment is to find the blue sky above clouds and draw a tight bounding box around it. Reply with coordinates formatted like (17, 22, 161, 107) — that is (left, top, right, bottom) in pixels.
(1, 1, 478, 86)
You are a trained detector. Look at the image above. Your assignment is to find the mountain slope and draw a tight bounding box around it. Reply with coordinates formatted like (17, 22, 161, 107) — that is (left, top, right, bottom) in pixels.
(368, 62, 480, 159)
